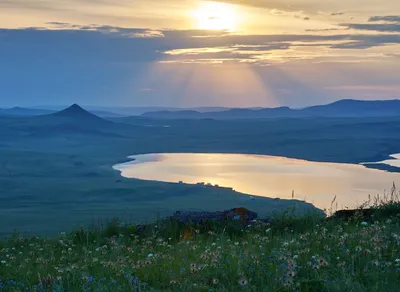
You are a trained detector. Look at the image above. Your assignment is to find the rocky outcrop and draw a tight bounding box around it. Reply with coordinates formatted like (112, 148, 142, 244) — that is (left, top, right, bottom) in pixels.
(331, 209, 375, 221)
(172, 207, 259, 225)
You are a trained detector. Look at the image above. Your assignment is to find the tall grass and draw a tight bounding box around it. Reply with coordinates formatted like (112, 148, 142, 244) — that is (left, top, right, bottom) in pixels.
(0, 193, 399, 291)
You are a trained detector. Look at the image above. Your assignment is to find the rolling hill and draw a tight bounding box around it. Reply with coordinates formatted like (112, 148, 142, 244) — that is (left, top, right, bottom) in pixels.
(0, 106, 123, 118)
(0, 104, 132, 139)
(141, 99, 400, 120)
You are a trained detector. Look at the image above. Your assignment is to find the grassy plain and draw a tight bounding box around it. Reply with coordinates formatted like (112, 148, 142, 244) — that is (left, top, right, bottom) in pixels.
(1, 114, 400, 235)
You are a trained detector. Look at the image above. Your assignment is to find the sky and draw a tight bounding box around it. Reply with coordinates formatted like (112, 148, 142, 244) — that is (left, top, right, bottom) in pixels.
(0, 0, 399, 108)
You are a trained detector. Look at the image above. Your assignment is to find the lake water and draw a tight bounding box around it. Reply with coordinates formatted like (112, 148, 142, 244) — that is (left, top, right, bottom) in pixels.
(365, 154, 400, 168)
(113, 153, 400, 211)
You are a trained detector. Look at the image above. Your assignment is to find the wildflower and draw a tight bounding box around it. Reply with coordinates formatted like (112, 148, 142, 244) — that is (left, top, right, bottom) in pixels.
(364, 249, 371, 255)
(287, 270, 296, 278)
(361, 222, 368, 226)
(0, 260, 6, 264)
(287, 259, 296, 268)
(372, 260, 379, 266)
(170, 280, 178, 285)
(312, 264, 320, 270)
(284, 278, 293, 288)
(318, 257, 329, 267)
(190, 263, 197, 273)
(147, 253, 154, 258)
(200, 254, 210, 260)
(238, 278, 248, 286)
(212, 278, 219, 285)
(355, 246, 362, 252)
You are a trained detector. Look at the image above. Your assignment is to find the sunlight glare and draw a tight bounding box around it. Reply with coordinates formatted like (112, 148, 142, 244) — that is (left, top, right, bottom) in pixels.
(192, 1, 238, 31)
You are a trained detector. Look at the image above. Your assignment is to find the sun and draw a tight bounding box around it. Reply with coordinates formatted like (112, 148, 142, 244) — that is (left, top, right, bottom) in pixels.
(192, 1, 238, 31)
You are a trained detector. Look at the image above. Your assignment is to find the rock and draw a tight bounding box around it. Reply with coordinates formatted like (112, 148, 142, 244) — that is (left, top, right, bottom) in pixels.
(332, 209, 374, 221)
(172, 208, 258, 225)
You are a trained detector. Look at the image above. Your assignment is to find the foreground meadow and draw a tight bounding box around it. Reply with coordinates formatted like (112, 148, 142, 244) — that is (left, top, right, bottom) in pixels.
(1, 204, 400, 292)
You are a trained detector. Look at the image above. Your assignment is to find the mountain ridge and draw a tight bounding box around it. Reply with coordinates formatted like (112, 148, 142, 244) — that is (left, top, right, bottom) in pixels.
(141, 99, 400, 119)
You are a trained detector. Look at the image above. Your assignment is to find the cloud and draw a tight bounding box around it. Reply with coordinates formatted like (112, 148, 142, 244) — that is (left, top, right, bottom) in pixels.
(341, 23, 400, 32)
(0, 0, 130, 11)
(221, 0, 400, 16)
(1, 24, 399, 69)
(1, 23, 399, 108)
(331, 12, 345, 16)
(369, 16, 400, 23)
(305, 28, 345, 32)
(325, 85, 400, 95)
(385, 53, 400, 58)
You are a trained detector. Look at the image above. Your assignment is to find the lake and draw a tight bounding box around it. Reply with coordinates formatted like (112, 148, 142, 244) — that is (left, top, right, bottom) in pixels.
(365, 154, 400, 168)
(113, 153, 400, 211)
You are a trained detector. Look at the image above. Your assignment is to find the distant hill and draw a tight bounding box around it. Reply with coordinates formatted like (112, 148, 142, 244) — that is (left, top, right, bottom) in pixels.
(90, 110, 123, 118)
(90, 106, 232, 116)
(29, 106, 233, 116)
(51, 104, 107, 121)
(141, 99, 400, 119)
(36, 104, 122, 133)
(0, 104, 131, 139)
(0, 106, 122, 118)
(0, 107, 55, 116)
(302, 99, 400, 117)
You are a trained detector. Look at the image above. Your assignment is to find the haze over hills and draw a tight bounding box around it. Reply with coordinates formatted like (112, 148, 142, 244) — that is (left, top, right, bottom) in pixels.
(27, 106, 233, 116)
(3, 99, 400, 120)
(0, 107, 54, 116)
(141, 99, 400, 119)
(0, 105, 123, 118)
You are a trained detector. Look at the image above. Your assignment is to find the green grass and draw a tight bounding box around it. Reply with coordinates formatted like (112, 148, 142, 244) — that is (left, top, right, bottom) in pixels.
(0, 148, 318, 236)
(1, 203, 399, 292)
